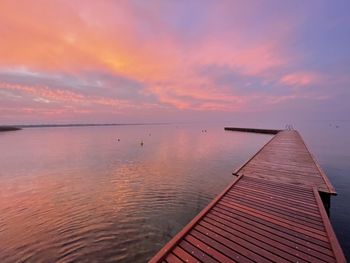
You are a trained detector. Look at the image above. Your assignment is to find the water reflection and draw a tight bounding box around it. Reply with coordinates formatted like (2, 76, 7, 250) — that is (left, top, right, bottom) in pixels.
(0, 125, 270, 262)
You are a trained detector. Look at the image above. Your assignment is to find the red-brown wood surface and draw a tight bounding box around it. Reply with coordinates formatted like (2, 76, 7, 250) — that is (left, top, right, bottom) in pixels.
(149, 130, 345, 263)
(237, 130, 336, 194)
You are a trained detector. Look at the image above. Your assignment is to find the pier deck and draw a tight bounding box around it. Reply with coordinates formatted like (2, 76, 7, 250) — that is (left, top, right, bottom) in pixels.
(150, 130, 345, 262)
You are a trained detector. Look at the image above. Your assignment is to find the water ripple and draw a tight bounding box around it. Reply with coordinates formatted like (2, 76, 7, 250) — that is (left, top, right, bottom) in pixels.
(0, 125, 269, 262)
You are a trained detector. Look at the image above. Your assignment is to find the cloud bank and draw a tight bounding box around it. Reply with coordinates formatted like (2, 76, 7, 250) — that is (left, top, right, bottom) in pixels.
(0, 0, 349, 124)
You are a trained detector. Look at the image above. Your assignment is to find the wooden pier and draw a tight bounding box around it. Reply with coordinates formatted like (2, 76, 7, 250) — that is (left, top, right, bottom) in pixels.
(224, 127, 281, 135)
(150, 130, 345, 262)
(0, 126, 21, 132)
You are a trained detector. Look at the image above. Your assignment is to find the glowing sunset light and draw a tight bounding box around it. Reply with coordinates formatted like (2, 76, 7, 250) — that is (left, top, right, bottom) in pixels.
(0, 0, 349, 124)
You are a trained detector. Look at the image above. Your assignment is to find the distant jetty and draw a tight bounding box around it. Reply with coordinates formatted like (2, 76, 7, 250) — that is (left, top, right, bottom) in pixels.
(0, 126, 21, 132)
(224, 127, 281, 134)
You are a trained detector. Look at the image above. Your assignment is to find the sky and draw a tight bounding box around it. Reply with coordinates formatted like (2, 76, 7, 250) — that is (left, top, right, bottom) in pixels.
(0, 0, 349, 125)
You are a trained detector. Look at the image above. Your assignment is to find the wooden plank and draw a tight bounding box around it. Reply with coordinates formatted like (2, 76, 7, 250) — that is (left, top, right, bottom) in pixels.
(198, 219, 324, 263)
(188, 230, 248, 263)
(239, 176, 315, 194)
(165, 253, 183, 263)
(192, 226, 278, 263)
(221, 196, 324, 229)
(229, 186, 320, 212)
(224, 190, 322, 220)
(219, 199, 327, 236)
(214, 205, 331, 249)
(172, 246, 199, 263)
(224, 192, 323, 222)
(185, 234, 241, 263)
(180, 240, 218, 263)
(231, 184, 316, 204)
(205, 213, 335, 261)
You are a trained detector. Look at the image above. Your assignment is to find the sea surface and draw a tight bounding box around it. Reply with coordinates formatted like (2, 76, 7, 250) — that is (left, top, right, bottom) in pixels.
(0, 122, 349, 262)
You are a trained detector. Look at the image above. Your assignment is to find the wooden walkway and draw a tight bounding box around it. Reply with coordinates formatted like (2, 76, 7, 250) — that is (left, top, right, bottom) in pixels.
(150, 130, 345, 263)
(236, 131, 335, 194)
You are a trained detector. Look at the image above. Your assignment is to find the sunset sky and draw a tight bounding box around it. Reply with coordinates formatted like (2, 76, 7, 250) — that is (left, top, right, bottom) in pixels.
(0, 0, 349, 124)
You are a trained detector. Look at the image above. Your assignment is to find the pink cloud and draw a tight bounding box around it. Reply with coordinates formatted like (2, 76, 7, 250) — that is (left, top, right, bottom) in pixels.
(0, 0, 344, 123)
(280, 72, 321, 87)
(0, 81, 155, 110)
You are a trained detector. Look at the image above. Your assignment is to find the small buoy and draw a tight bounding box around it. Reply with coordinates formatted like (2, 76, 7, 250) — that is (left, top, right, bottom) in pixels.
(149, 133, 151, 136)
(141, 140, 144, 146)
(117, 138, 120, 142)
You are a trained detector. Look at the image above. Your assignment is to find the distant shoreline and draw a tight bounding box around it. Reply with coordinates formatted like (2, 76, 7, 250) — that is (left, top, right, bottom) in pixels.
(0, 123, 172, 129)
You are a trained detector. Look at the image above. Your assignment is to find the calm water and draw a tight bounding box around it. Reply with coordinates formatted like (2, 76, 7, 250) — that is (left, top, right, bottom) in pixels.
(0, 122, 349, 262)
(0, 124, 271, 262)
(296, 121, 350, 260)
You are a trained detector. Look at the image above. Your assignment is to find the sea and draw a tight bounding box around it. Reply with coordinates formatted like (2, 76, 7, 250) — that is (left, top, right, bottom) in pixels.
(0, 121, 349, 262)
